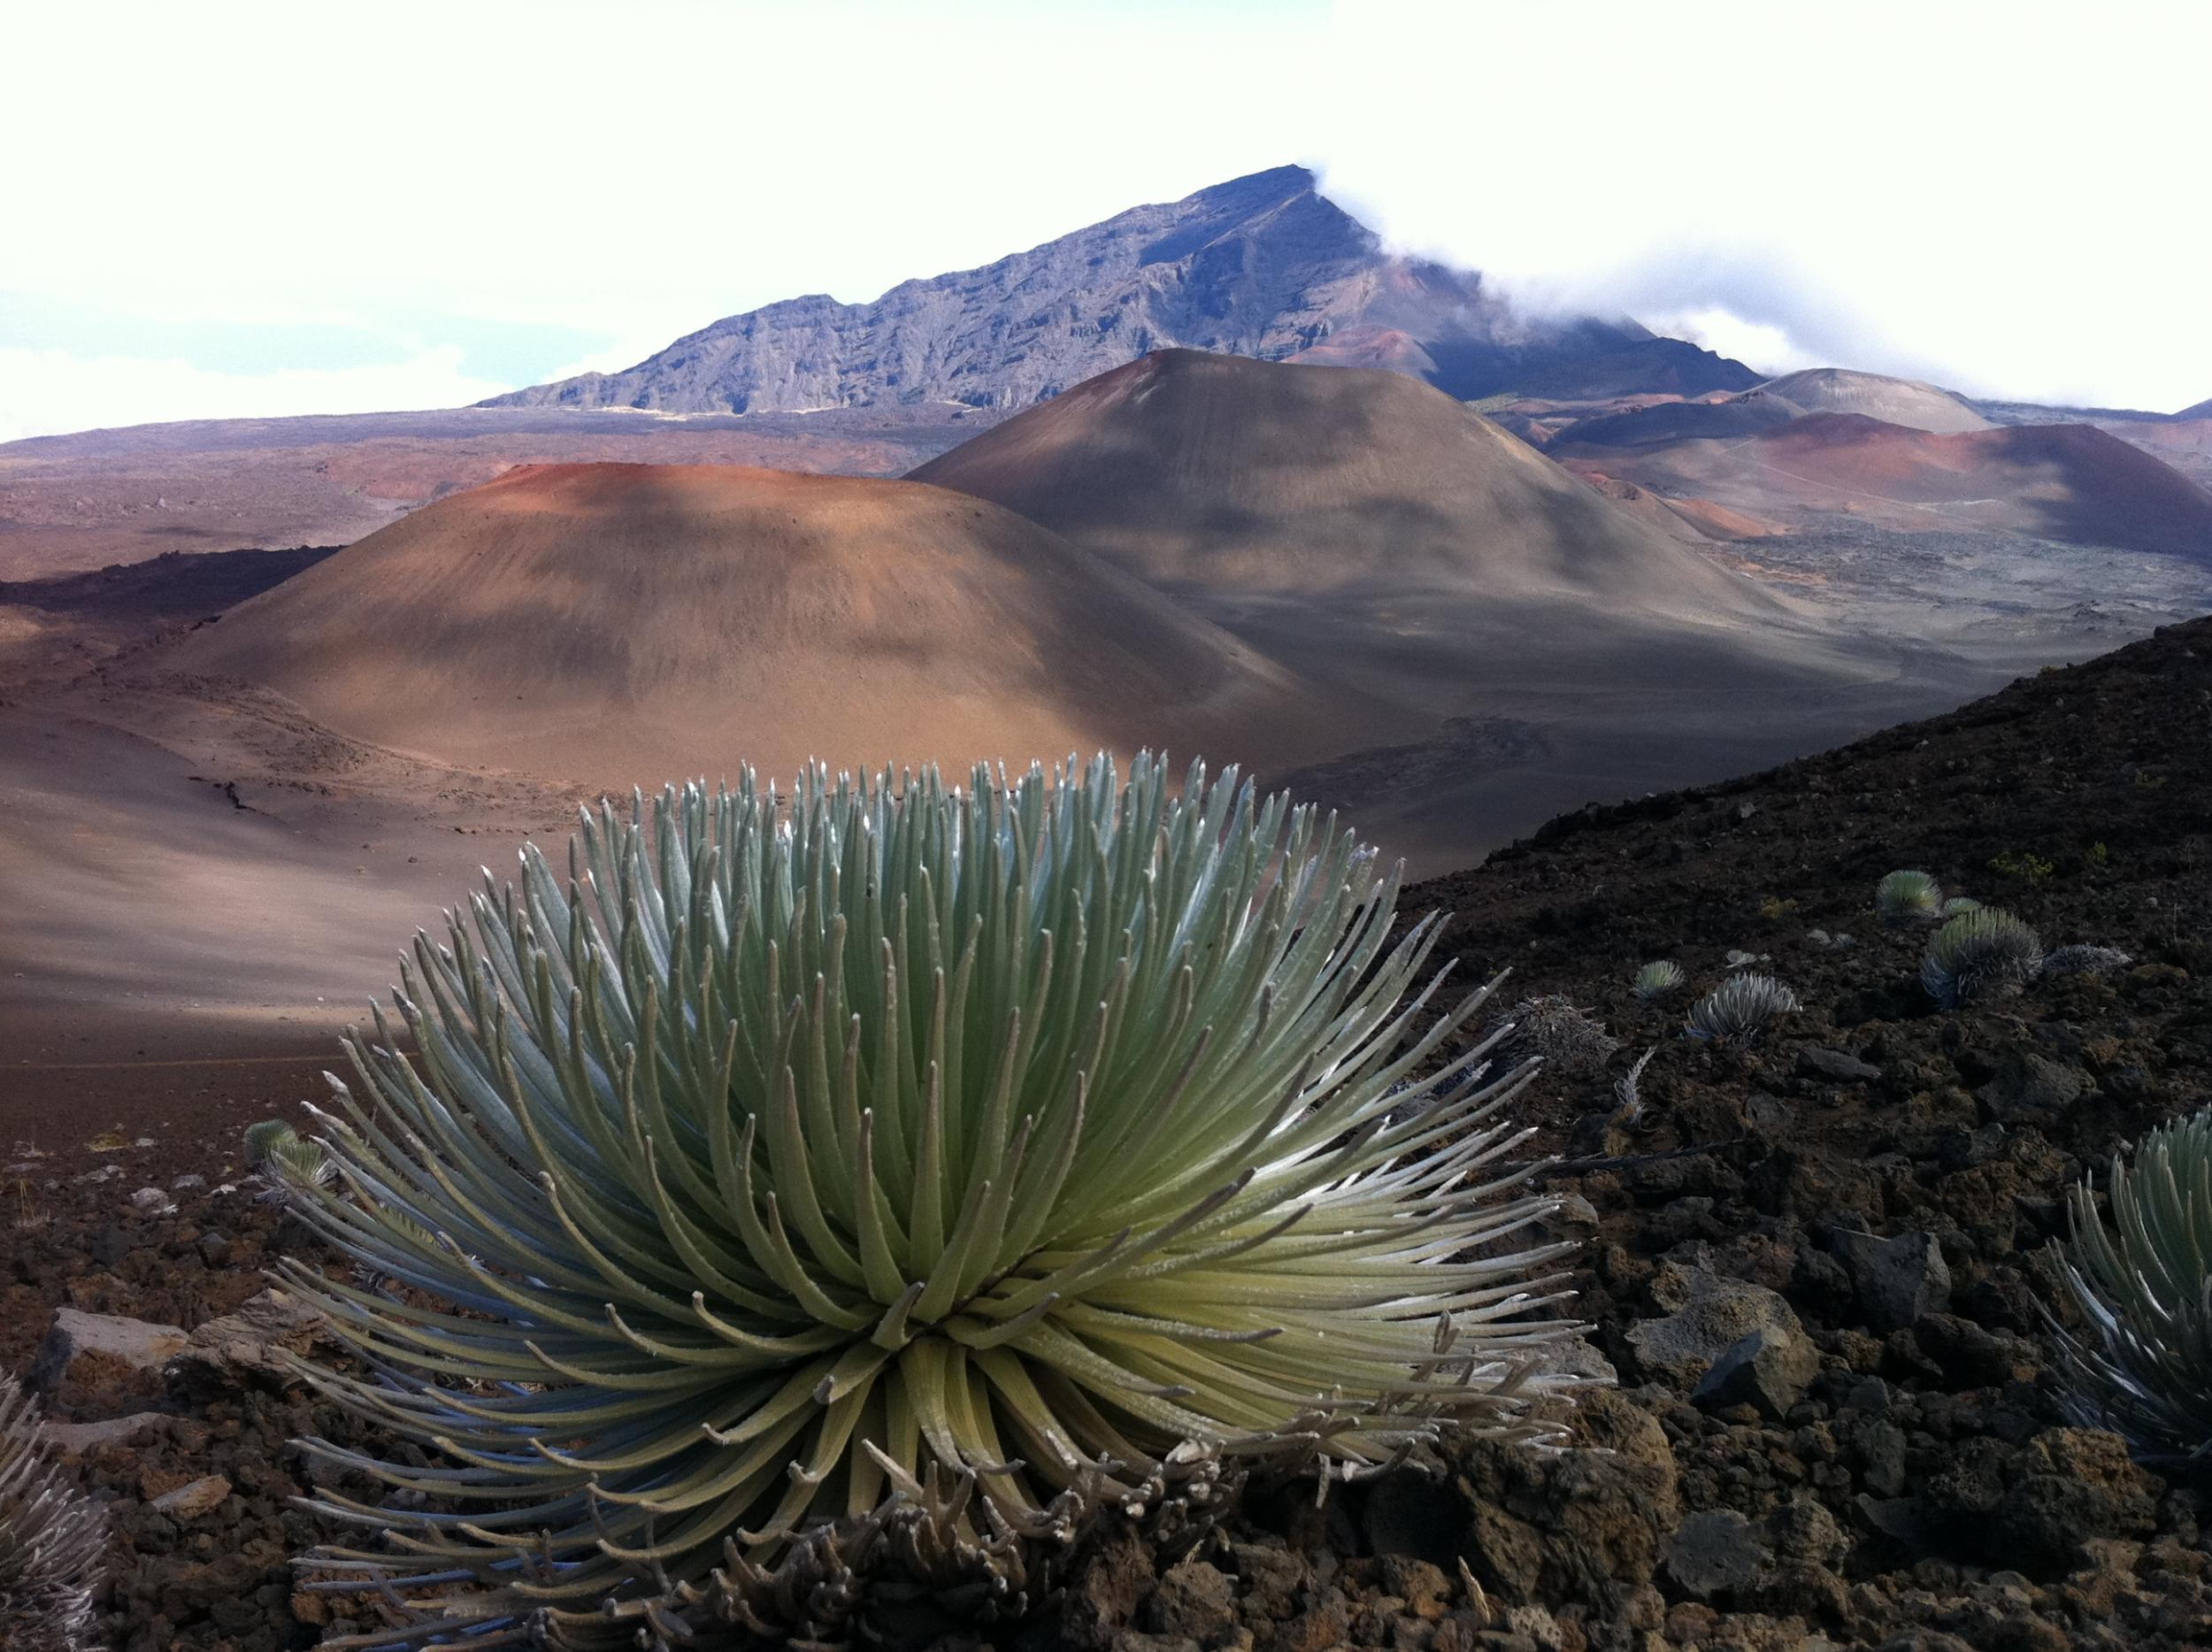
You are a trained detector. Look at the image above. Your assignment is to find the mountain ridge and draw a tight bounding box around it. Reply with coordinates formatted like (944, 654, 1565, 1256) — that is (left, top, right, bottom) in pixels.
(481, 166, 1757, 414)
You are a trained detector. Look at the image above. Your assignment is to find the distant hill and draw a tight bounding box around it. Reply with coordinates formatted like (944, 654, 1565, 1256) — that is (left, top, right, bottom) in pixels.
(1564, 411, 2212, 560)
(1755, 368, 1993, 433)
(1558, 367, 1992, 451)
(483, 167, 1757, 415)
(154, 462, 1363, 788)
(1548, 388, 1803, 450)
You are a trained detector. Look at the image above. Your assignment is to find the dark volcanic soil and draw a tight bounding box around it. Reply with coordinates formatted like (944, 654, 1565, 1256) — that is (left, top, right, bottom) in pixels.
(9, 618, 2212, 1650)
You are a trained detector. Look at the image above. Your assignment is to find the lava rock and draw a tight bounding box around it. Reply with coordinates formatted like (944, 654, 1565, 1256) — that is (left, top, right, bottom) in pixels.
(1665, 1510, 1771, 1600)
(28, 1307, 188, 1411)
(1978, 1051, 2089, 1124)
(1912, 1312, 2023, 1388)
(1624, 1261, 1804, 1390)
(1993, 1429, 2161, 1575)
(1143, 1558, 1236, 1642)
(41, 1410, 172, 1455)
(1830, 1228, 1951, 1333)
(168, 1287, 330, 1394)
(1450, 1387, 1680, 1614)
(1691, 1324, 1820, 1421)
(148, 1473, 233, 1520)
(1798, 1046, 1882, 1084)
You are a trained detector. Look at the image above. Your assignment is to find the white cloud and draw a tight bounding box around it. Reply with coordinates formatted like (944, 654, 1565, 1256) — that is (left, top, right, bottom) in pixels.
(1644, 311, 1824, 383)
(0, 346, 508, 443)
(1312, 1, 2212, 410)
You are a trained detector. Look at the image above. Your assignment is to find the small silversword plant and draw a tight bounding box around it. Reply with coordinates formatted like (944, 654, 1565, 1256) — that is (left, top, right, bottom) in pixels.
(243, 1118, 297, 1163)
(1875, 871, 1944, 924)
(1684, 974, 1800, 1043)
(1921, 908, 2041, 1009)
(245, 1122, 335, 1208)
(1632, 961, 1686, 1002)
(1490, 995, 1620, 1078)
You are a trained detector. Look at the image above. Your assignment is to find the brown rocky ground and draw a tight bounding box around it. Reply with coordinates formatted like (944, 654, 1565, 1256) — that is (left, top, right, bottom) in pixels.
(7, 618, 2212, 1650)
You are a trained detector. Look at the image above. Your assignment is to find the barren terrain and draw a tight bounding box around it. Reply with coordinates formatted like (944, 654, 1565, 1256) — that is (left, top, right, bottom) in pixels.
(0, 405, 984, 579)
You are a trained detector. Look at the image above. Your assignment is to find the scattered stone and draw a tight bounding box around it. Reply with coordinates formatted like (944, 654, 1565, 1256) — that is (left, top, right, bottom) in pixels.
(2042, 944, 2133, 977)
(1624, 1262, 1803, 1390)
(1992, 1429, 2161, 1575)
(1545, 1194, 1601, 1234)
(147, 1473, 232, 1520)
(1691, 1324, 1820, 1421)
(1450, 1387, 1680, 1615)
(1537, 1334, 1618, 1384)
(1380, 1556, 1454, 1619)
(1797, 1046, 1881, 1084)
(167, 1287, 330, 1392)
(1978, 1050, 2090, 1124)
(171, 1173, 207, 1192)
(1830, 1228, 1951, 1333)
(28, 1307, 188, 1409)
(1225, 1541, 1308, 1619)
(129, 1185, 175, 1214)
(1272, 1601, 1349, 1652)
(41, 1410, 172, 1454)
(1913, 1313, 2022, 1388)
(1144, 1558, 1236, 1642)
(1665, 1510, 1771, 1600)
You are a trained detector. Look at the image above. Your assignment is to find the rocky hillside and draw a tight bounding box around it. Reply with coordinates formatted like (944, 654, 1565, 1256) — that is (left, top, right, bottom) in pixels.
(12, 619, 2212, 1649)
(483, 167, 1756, 414)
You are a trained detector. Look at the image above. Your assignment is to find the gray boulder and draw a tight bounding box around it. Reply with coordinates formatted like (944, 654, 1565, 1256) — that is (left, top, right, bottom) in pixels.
(1625, 1262, 1803, 1391)
(1692, 1325, 1820, 1421)
(29, 1309, 188, 1410)
(1831, 1229, 1952, 1333)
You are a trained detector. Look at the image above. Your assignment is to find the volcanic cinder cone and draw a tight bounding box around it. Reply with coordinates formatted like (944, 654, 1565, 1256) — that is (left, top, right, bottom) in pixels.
(909, 348, 1785, 621)
(159, 461, 1360, 788)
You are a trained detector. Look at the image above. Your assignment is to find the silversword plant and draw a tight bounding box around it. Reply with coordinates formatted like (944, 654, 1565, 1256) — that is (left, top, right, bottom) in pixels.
(283, 756, 1584, 1643)
(1632, 961, 1686, 1002)
(0, 1374, 104, 1649)
(2053, 1103, 2212, 1456)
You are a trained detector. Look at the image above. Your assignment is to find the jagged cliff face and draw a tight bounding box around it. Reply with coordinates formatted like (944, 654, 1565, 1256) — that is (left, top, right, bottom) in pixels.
(483, 167, 1755, 414)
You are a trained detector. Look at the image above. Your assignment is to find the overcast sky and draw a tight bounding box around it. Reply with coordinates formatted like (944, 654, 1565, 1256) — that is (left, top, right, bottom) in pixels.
(4, 0, 2205, 442)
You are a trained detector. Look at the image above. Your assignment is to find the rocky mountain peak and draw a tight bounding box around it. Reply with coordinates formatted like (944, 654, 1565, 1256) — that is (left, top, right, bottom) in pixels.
(481, 167, 1753, 416)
